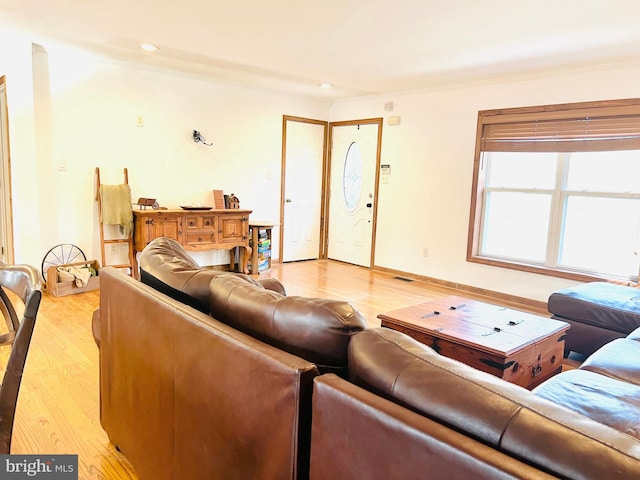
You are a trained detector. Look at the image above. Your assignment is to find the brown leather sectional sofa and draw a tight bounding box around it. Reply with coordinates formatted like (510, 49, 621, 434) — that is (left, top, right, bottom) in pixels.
(92, 237, 640, 479)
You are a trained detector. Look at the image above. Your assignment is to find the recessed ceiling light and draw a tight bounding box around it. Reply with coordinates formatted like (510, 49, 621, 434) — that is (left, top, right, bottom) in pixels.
(139, 43, 159, 52)
(320, 83, 332, 89)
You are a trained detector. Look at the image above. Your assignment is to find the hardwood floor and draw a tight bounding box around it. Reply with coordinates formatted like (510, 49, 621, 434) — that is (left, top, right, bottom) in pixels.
(5, 286, 137, 479)
(5, 259, 553, 479)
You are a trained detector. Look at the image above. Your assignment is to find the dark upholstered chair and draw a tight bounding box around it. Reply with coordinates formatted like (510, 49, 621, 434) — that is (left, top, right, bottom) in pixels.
(0, 263, 42, 453)
(548, 282, 640, 356)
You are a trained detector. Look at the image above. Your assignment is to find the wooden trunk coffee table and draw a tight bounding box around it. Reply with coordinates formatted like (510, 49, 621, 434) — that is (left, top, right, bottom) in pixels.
(378, 295, 570, 389)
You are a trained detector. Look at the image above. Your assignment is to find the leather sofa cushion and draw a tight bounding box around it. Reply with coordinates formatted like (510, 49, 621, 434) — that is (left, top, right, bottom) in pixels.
(629, 326, 640, 341)
(533, 368, 640, 439)
(349, 328, 640, 479)
(209, 273, 367, 376)
(139, 237, 285, 313)
(548, 282, 640, 333)
(579, 337, 640, 386)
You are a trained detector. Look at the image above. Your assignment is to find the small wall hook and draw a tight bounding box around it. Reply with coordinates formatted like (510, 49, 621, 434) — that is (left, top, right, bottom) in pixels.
(193, 130, 213, 146)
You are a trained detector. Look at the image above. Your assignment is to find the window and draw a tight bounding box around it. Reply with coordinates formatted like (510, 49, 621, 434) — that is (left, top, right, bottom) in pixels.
(468, 99, 640, 282)
(343, 142, 363, 213)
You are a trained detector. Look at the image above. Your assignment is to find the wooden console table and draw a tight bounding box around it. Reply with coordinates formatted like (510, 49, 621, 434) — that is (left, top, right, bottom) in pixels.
(133, 208, 252, 274)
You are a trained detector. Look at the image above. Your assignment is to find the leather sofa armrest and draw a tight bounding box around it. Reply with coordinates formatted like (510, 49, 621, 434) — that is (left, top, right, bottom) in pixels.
(139, 237, 281, 313)
(256, 277, 286, 295)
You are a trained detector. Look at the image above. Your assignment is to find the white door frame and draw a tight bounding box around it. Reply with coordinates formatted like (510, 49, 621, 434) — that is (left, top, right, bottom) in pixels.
(325, 118, 382, 266)
(279, 116, 382, 268)
(279, 115, 328, 263)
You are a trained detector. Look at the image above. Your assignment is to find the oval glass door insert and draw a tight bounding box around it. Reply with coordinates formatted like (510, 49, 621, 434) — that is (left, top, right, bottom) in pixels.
(343, 142, 363, 212)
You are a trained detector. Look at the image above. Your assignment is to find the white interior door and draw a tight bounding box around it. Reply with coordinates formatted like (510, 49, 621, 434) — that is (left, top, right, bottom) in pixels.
(282, 118, 326, 262)
(327, 122, 379, 267)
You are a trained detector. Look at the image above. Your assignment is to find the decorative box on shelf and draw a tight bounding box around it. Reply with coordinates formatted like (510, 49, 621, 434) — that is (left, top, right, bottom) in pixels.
(46, 259, 100, 297)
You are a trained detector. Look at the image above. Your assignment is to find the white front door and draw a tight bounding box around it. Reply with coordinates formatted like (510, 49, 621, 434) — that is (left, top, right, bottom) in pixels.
(327, 122, 380, 267)
(281, 117, 327, 262)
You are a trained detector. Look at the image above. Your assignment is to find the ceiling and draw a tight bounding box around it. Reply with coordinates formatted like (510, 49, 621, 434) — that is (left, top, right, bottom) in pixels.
(2, 0, 640, 101)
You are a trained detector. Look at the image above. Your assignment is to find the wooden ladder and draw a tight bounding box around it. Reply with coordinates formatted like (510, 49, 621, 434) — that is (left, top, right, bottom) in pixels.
(95, 167, 135, 276)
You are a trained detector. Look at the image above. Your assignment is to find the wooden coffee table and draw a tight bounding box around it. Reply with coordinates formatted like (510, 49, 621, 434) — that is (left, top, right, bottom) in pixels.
(378, 295, 570, 389)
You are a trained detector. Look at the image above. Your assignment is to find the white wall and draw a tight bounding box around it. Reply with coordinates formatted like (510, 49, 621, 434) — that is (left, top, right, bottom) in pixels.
(2, 39, 329, 271)
(0, 32, 40, 267)
(4, 31, 640, 303)
(329, 62, 640, 301)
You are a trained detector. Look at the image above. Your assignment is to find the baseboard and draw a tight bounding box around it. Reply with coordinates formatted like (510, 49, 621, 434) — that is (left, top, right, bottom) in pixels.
(372, 265, 549, 316)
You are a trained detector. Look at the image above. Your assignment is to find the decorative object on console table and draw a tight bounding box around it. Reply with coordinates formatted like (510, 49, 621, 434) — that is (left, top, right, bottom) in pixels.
(249, 222, 278, 274)
(228, 193, 240, 209)
(135, 198, 160, 210)
(133, 208, 252, 274)
(213, 189, 225, 209)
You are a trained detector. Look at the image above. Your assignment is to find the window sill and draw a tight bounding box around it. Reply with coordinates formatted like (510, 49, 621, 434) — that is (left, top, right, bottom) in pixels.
(466, 255, 631, 285)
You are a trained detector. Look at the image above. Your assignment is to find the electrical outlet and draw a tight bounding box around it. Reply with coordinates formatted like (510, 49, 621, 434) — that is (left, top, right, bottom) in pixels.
(422, 247, 429, 258)
(136, 115, 144, 127)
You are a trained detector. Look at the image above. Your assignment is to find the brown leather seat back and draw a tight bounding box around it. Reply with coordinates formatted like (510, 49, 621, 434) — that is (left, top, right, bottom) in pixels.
(209, 273, 367, 376)
(98, 267, 318, 480)
(348, 328, 640, 479)
(310, 374, 555, 480)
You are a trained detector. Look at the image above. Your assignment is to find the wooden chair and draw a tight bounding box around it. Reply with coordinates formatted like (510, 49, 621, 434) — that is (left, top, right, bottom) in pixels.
(0, 263, 42, 453)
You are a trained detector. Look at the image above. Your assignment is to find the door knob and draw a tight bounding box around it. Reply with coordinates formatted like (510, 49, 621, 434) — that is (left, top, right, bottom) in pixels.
(366, 203, 373, 208)
(285, 198, 292, 203)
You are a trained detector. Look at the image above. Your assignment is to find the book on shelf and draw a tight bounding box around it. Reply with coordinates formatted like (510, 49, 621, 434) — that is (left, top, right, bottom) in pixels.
(250, 238, 270, 245)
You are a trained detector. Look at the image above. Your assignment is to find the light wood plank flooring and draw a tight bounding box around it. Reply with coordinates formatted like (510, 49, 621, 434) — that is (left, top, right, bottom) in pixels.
(5, 259, 555, 479)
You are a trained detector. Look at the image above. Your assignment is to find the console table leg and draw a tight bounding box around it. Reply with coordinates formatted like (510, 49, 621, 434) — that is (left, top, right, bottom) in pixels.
(241, 245, 252, 274)
(228, 246, 251, 274)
